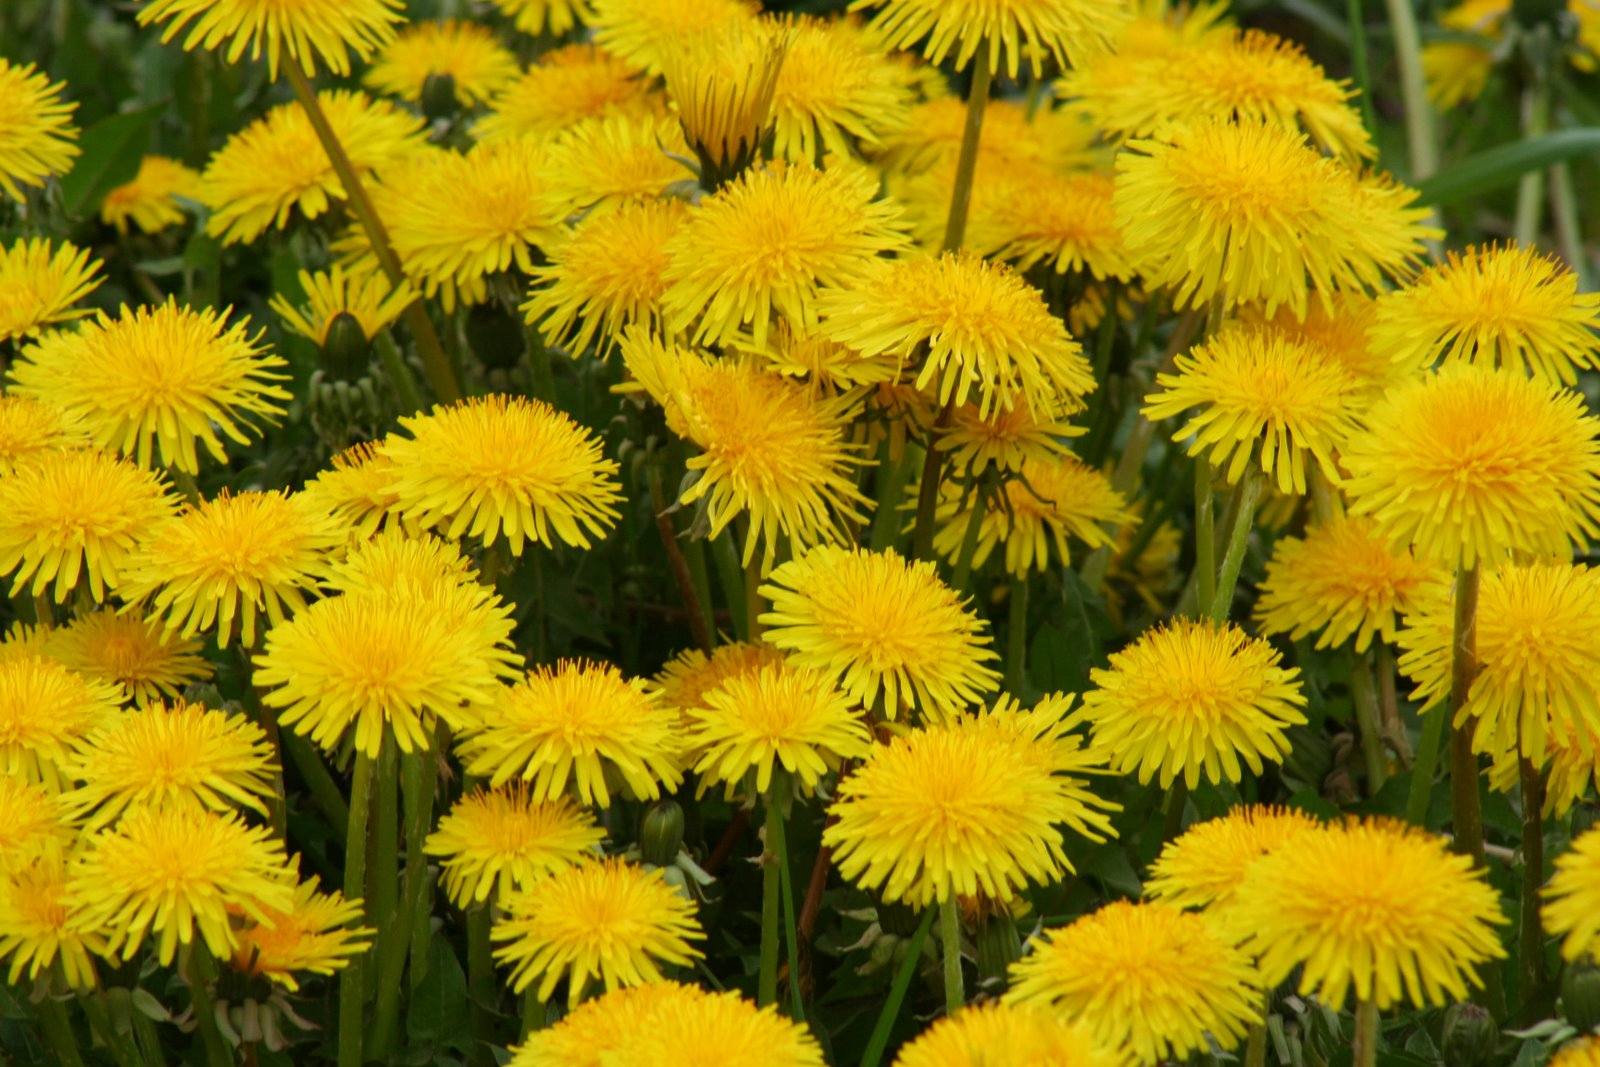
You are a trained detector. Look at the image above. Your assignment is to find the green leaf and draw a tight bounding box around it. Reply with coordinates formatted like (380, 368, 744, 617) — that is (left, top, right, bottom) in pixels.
(408, 938, 469, 1046)
(1414, 128, 1600, 205)
(58, 104, 163, 219)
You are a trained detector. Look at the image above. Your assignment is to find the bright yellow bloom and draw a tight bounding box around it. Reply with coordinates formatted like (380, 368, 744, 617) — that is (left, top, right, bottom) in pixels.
(1547, 824, 1600, 961)
(769, 16, 913, 162)
(457, 660, 684, 806)
(589, 0, 761, 75)
(138, 0, 404, 77)
(489, 0, 590, 37)
(45, 610, 212, 707)
(892, 1001, 1121, 1067)
(100, 155, 201, 234)
(661, 16, 790, 176)
(9, 300, 290, 472)
(0, 394, 84, 475)
(1551, 1039, 1600, 1067)
(524, 198, 688, 355)
(1227, 818, 1507, 1008)
(270, 266, 417, 347)
(823, 696, 1119, 906)
(654, 642, 785, 718)
(736, 320, 903, 392)
(853, 0, 1127, 77)
(200, 90, 424, 245)
(662, 160, 911, 349)
(67, 805, 294, 965)
(1424, 40, 1495, 108)
(0, 854, 106, 991)
(542, 114, 691, 221)
(759, 546, 1001, 721)
(1370, 243, 1600, 384)
(0, 776, 73, 867)
(231, 877, 371, 992)
(1075, 619, 1308, 789)
(1341, 364, 1600, 568)
(61, 700, 277, 831)
(1006, 900, 1263, 1064)
(1145, 804, 1322, 911)
(380, 394, 622, 555)
(1488, 721, 1600, 817)
(876, 96, 1097, 176)
(938, 397, 1085, 474)
(492, 855, 704, 1004)
(425, 786, 603, 907)
(0, 238, 102, 343)
(1234, 291, 1398, 397)
(0, 654, 123, 793)
(364, 19, 519, 107)
(0, 60, 78, 201)
(1255, 514, 1445, 652)
(818, 252, 1094, 420)
(968, 168, 1135, 281)
(299, 440, 404, 541)
(475, 45, 660, 142)
(0, 449, 178, 604)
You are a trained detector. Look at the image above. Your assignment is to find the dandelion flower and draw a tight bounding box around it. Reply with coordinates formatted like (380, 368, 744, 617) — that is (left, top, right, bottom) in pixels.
(68, 806, 293, 965)
(1256, 515, 1445, 652)
(1371, 244, 1600, 384)
(425, 786, 603, 907)
(1341, 364, 1600, 568)
(120, 490, 343, 648)
(475, 45, 660, 142)
(364, 20, 519, 107)
(1145, 804, 1322, 911)
(540, 113, 692, 219)
(299, 440, 403, 540)
(231, 877, 371, 992)
(876, 96, 1097, 176)
(823, 697, 1119, 906)
(1552, 1040, 1600, 1067)
(380, 395, 622, 555)
(0, 449, 178, 603)
(489, 0, 590, 38)
(971, 169, 1135, 281)
(0, 60, 78, 201)
(138, 0, 404, 77)
(653, 642, 784, 713)
(524, 198, 689, 356)
(769, 17, 913, 162)
(759, 546, 1001, 720)
(934, 456, 1131, 576)
(1006, 900, 1260, 1064)
(0, 394, 84, 474)
(492, 855, 704, 1005)
(853, 0, 1127, 77)
(1546, 824, 1600, 962)
(9, 300, 290, 472)
(893, 1002, 1120, 1067)
(1228, 818, 1507, 1008)
(589, 0, 761, 76)
(1488, 721, 1600, 817)
(0, 854, 106, 991)
(1235, 291, 1396, 396)
(45, 610, 212, 707)
(270, 266, 417, 348)
(0, 777, 73, 866)
(939, 398, 1084, 474)
(457, 660, 683, 806)
(661, 161, 911, 349)
(0, 238, 103, 343)
(1075, 619, 1308, 789)
(199, 90, 424, 245)
(661, 16, 790, 178)
(738, 319, 903, 391)
(100, 155, 201, 234)
(1424, 40, 1495, 109)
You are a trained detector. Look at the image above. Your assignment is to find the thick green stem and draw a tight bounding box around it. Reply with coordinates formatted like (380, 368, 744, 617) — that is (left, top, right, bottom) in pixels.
(1347, 0, 1378, 135)
(941, 48, 993, 252)
(81, 993, 141, 1067)
(649, 465, 714, 653)
(950, 480, 991, 592)
(776, 802, 805, 1021)
(1551, 162, 1587, 285)
(939, 895, 964, 1015)
(520, 989, 546, 1040)
(186, 947, 233, 1067)
(1449, 567, 1485, 866)
(1005, 578, 1029, 696)
(745, 551, 765, 642)
(1208, 467, 1262, 623)
(1520, 757, 1547, 1011)
(1405, 704, 1448, 826)
(758, 799, 784, 1007)
(911, 408, 952, 562)
(369, 749, 437, 1057)
(1514, 39, 1553, 247)
(374, 330, 425, 415)
(1382, 0, 1439, 179)
(1244, 1021, 1268, 1067)
(370, 745, 399, 928)
(282, 730, 348, 842)
(1194, 459, 1216, 617)
(870, 440, 917, 552)
(860, 907, 936, 1067)
(1163, 779, 1190, 842)
(36, 997, 86, 1067)
(339, 751, 375, 1067)
(1352, 1000, 1379, 1067)
(1351, 649, 1389, 796)
(710, 531, 749, 641)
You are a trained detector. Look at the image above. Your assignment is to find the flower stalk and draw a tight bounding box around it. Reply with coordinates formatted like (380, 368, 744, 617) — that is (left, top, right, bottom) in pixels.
(1352, 999, 1379, 1067)
(939, 894, 964, 1015)
(339, 750, 374, 1067)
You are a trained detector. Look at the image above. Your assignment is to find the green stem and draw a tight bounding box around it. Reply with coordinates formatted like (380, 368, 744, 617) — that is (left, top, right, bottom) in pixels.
(519, 989, 546, 1040)
(745, 551, 765, 642)
(1551, 162, 1587, 286)
(939, 895, 964, 1015)
(911, 408, 952, 562)
(1005, 578, 1029, 696)
(1194, 459, 1216, 617)
(1244, 1020, 1268, 1067)
(1208, 466, 1262, 623)
(941, 47, 993, 252)
(282, 730, 348, 842)
(81, 993, 141, 1067)
(369, 749, 436, 1057)
(1520, 757, 1547, 1013)
(758, 799, 784, 1007)
(1514, 36, 1553, 247)
(710, 531, 749, 641)
(186, 947, 232, 1067)
(1382, 0, 1440, 179)
(36, 997, 86, 1067)
(1347, 0, 1378, 136)
(374, 330, 425, 415)
(1448, 566, 1485, 866)
(1405, 704, 1448, 826)
(776, 809, 805, 1022)
(1163, 779, 1190, 842)
(683, 533, 718, 646)
(870, 440, 916, 552)
(949, 480, 991, 592)
(1351, 649, 1389, 796)
(339, 751, 375, 1067)
(649, 465, 714, 653)
(370, 744, 399, 928)
(1352, 1000, 1379, 1067)
(859, 907, 936, 1067)
(467, 903, 494, 1060)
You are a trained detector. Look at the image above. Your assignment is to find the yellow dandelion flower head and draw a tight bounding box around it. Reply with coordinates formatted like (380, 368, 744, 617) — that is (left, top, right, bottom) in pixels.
(1114, 118, 1432, 317)
(9, 299, 291, 473)
(60, 699, 277, 831)
(1423, 40, 1495, 109)
(1547, 823, 1600, 962)
(1005, 899, 1261, 1063)
(270, 265, 417, 347)
(540, 113, 692, 220)
(489, 0, 590, 37)
(0, 776, 73, 868)
(1398, 562, 1600, 765)
(971, 168, 1136, 282)
(892, 1001, 1120, 1067)
(0, 393, 85, 475)
(1552, 1039, 1600, 1067)
(300, 439, 404, 541)
(876, 96, 1098, 176)
(137, 0, 404, 77)
(1341, 364, 1600, 568)
(817, 252, 1095, 420)
(939, 396, 1084, 475)
(0, 449, 178, 604)
(1234, 290, 1396, 396)
(200, 89, 424, 245)
(0, 853, 106, 991)
(654, 642, 785, 721)
(1143, 322, 1361, 495)
(231, 876, 371, 992)
(1371, 243, 1600, 384)
(852, 0, 1129, 78)
(492, 855, 705, 1004)
(661, 16, 791, 175)
(508, 980, 709, 1066)
(1228, 818, 1507, 1009)
(768, 15, 914, 162)
(1488, 719, 1600, 818)
(590, 0, 761, 75)
(662, 160, 912, 349)
(823, 697, 1119, 907)
(425, 786, 603, 908)
(688, 661, 873, 797)
(457, 659, 684, 806)
(759, 546, 1001, 721)
(100, 155, 201, 234)
(120, 490, 343, 648)
(1077, 618, 1308, 789)
(734, 318, 903, 392)
(0, 621, 53, 665)
(1255, 514, 1445, 652)
(524, 197, 688, 357)
(475, 44, 660, 142)
(1145, 803, 1322, 911)
(0, 238, 103, 344)
(364, 19, 519, 107)
(380, 394, 622, 555)
(67, 805, 293, 964)
(0, 60, 78, 201)
(935, 455, 1132, 577)
(46, 609, 212, 708)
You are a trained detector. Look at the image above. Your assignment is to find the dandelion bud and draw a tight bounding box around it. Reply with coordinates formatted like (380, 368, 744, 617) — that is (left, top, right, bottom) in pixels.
(1440, 1002, 1498, 1066)
(639, 799, 685, 867)
(320, 310, 371, 382)
(421, 72, 458, 121)
(1564, 962, 1600, 1033)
